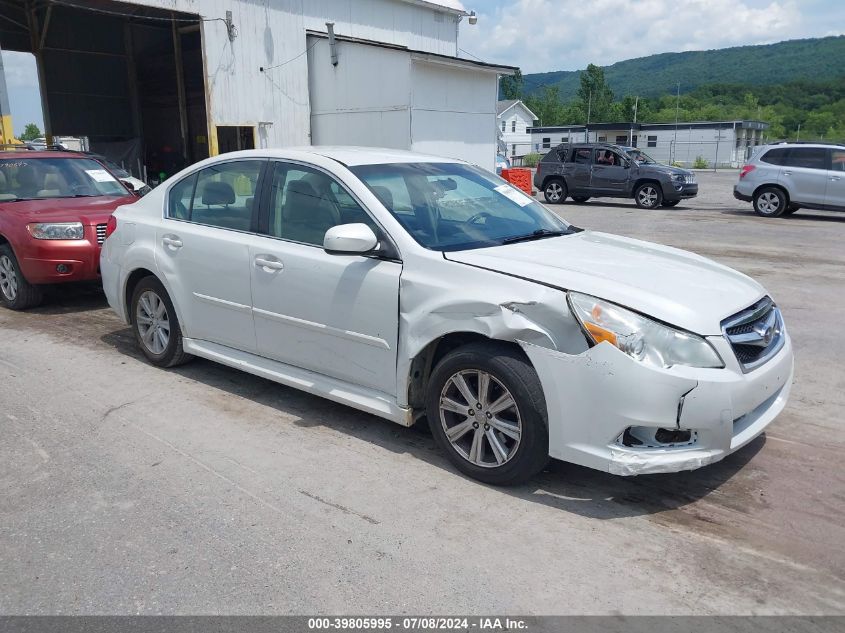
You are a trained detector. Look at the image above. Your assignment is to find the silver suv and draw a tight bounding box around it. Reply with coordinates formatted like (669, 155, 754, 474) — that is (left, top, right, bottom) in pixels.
(734, 143, 845, 217)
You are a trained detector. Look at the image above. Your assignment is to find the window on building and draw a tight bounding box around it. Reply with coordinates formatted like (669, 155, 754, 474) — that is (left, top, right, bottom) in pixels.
(170, 160, 263, 232)
(501, 121, 506, 132)
(542, 137, 551, 149)
(511, 144, 516, 156)
(511, 121, 516, 133)
(561, 136, 569, 143)
(647, 135, 657, 148)
(631, 135, 638, 148)
(615, 135, 628, 145)
(598, 136, 607, 142)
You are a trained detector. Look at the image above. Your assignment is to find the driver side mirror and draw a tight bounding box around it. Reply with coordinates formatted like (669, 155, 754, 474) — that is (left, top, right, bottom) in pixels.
(324, 223, 379, 255)
(120, 178, 143, 196)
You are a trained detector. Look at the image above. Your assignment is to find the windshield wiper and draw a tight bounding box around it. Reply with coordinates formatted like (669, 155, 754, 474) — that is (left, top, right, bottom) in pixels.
(502, 228, 570, 245)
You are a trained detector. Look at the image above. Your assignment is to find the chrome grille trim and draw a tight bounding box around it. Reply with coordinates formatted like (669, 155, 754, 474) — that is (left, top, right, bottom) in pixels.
(96, 223, 107, 245)
(721, 297, 785, 373)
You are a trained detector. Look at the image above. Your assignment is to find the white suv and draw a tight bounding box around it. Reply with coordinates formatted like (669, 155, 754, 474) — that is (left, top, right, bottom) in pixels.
(734, 143, 845, 217)
(101, 147, 793, 484)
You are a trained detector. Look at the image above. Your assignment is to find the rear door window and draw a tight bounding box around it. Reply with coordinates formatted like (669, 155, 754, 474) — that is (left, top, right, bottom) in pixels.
(784, 148, 828, 170)
(570, 148, 592, 164)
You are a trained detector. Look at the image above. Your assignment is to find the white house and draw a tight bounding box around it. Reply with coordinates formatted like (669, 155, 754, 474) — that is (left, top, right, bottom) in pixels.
(1, 0, 513, 174)
(496, 100, 537, 158)
(529, 120, 770, 168)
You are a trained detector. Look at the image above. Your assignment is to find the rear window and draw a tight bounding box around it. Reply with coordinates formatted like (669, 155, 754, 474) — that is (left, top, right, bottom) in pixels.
(760, 148, 790, 165)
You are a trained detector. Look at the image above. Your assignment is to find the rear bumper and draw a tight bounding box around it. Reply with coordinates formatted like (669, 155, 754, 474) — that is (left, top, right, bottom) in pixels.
(521, 332, 793, 476)
(733, 186, 753, 202)
(17, 229, 103, 284)
(663, 182, 698, 200)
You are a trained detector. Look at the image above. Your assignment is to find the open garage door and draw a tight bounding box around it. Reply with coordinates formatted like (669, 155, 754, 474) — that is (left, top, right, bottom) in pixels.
(0, 0, 209, 182)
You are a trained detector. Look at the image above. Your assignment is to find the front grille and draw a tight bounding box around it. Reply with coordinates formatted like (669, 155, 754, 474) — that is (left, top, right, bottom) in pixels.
(96, 223, 107, 245)
(722, 297, 784, 372)
(684, 174, 696, 184)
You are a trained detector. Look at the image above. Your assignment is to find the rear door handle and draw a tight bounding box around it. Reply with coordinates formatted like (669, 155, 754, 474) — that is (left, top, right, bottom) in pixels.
(782, 171, 792, 176)
(831, 176, 841, 181)
(162, 235, 182, 249)
(254, 256, 284, 271)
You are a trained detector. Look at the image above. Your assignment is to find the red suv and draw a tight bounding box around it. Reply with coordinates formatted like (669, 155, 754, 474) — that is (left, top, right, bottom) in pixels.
(0, 151, 135, 309)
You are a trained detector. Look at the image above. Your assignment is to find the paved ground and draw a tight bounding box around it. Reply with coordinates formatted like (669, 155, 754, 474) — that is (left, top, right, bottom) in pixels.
(1, 170, 843, 615)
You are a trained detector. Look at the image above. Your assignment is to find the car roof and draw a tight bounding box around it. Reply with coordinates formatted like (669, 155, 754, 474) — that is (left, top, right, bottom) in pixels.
(759, 142, 844, 150)
(285, 146, 464, 166)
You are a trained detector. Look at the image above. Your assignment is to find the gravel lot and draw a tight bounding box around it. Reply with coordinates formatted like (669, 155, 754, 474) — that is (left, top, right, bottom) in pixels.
(1, 170, 843, 615)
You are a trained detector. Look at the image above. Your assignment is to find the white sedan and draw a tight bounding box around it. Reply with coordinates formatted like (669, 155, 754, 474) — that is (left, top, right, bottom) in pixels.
(101, 147, 793, 485)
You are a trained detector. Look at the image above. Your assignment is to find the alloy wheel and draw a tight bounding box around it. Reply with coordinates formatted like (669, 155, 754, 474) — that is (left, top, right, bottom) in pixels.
(0, 255, 18, 301)
(439, 369, 522, 468)
(757, 192, 781, 215)
(136, 290, 171, 355)
(637, 186, 658, 208)
(546, 182, 563, 202)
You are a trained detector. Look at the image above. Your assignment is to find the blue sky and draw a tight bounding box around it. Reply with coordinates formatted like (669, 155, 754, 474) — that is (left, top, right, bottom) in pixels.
(3, 0, 844, 135)
(459, 0, 845, 72)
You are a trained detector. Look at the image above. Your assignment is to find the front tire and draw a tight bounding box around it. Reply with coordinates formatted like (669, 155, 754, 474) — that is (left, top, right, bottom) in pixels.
(0, 244, 43, 310)
(543, 178, 567, 204)
(425, 343, 549, 486)
(634, 183, 663, 209)
(753, 187, 787, 217)
(661, 199, 681, 207)
(130, 276, 193, 368)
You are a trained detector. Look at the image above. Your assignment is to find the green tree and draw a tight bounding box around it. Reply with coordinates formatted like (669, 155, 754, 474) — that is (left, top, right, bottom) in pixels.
(500, 69, 524, 101)
(19, 123, 42, 141)
(524, 86, 567, 126)
(576, 64, 614, 122)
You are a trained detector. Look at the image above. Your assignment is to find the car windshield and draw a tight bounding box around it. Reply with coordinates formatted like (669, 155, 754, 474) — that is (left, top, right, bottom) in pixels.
(350, 162, 575, 251)
(627, 149, 656, 164)
(0, 157, 128, 202)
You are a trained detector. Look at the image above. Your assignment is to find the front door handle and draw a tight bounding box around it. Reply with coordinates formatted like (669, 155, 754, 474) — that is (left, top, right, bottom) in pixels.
(254, 256, 284, 271)
(831, 176, 841, 181)
(162, 235, 182, 249)
(782, 171, 792, 176)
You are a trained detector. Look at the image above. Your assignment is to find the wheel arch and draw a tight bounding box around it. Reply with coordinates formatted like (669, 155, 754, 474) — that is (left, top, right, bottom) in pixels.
(753, 183, 790, 204)
(406, 331, 531, 410)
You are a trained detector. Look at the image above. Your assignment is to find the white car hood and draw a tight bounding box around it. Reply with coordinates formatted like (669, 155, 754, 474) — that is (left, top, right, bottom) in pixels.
(443, 230, 765, 335)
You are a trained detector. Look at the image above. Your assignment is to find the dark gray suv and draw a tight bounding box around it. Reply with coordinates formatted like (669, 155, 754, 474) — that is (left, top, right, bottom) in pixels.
(533, 143, 698, 208)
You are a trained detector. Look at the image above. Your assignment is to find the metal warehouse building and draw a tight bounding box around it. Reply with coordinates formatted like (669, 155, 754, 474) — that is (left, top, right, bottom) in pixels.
(529, 120, 770, 168)
(0, 0, 510, 177)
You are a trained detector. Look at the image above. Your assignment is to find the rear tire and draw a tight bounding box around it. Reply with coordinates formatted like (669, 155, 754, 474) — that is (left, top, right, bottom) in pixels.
(634, 183, 663, 209)
(570, 196, 590, 203)
(543, 179, 567, 204)
(130, 276, 193, 368)
(0, 244, 43, 310)
(753, 187, 787, 217)
(425, 342, 549, 486)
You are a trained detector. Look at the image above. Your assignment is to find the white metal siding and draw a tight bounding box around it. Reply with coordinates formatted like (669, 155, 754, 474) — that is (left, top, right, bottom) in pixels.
(127, 0, 460, 150)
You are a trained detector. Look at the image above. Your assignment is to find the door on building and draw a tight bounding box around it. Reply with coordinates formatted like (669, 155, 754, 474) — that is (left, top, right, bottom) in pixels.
(249, 161, 401, 395)
(217, 126, 256, 154)
(590, 148, 629, 195)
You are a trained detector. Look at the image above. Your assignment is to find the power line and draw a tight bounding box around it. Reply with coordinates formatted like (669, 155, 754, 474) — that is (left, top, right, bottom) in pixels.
(261, 40, 320, 72)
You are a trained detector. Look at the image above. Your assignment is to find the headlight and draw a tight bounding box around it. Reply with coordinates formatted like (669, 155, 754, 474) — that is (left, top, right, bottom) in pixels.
(568, 292, 724, 369)
(27, 222, 85, 240)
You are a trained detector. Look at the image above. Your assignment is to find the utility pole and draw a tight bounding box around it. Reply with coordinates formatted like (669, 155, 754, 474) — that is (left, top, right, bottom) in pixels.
(796, 123, 801, 141)
(585, 89, 592, 142)
(672, 82, 680, 163)
(628, 96, 639, 146)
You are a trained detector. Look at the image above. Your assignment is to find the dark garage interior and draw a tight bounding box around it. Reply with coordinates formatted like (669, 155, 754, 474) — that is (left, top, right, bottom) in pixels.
(0, 0, 209, 182)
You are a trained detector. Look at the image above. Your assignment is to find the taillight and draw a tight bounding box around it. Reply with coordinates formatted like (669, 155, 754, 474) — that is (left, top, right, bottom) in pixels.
(739, 164, 755, 179)
(105, 215, 117, 239)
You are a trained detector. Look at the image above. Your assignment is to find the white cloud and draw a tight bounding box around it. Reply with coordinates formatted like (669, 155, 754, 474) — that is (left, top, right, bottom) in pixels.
(459, 0, 842, 73)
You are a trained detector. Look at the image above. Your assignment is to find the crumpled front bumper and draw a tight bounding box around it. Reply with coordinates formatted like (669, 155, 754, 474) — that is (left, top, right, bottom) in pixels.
(521, 333, 793, 475)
